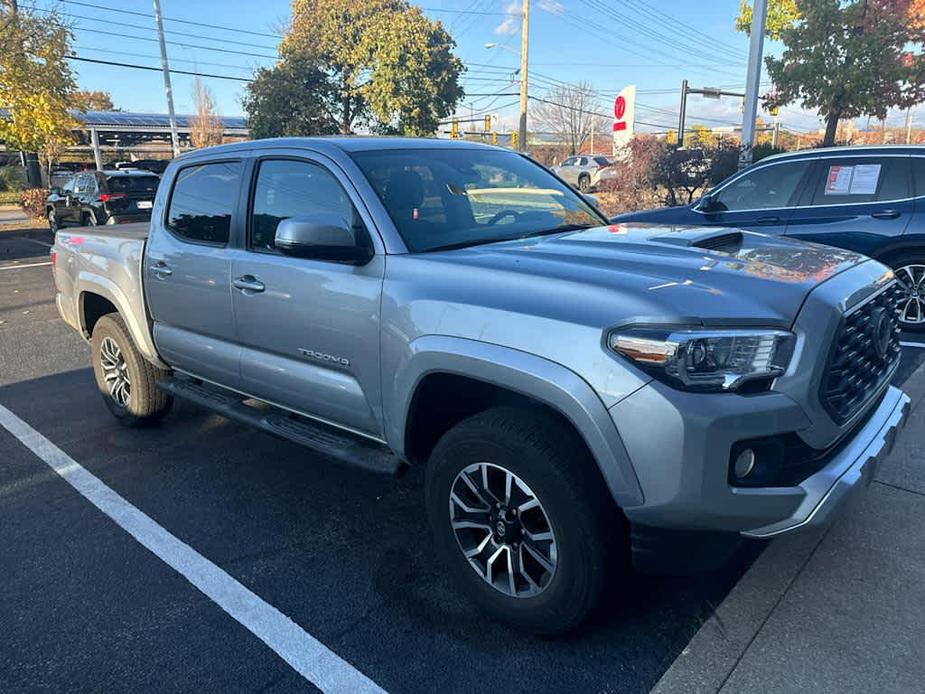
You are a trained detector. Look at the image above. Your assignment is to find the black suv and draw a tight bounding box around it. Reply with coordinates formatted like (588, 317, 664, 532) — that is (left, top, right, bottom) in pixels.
(47, 170, 160, 231)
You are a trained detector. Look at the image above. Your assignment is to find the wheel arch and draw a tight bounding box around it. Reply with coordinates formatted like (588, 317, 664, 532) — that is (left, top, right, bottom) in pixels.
(389, 335, 644, 507)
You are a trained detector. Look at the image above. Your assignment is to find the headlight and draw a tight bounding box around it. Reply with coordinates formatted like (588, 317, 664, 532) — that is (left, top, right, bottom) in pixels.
(608, 327, 795, 392)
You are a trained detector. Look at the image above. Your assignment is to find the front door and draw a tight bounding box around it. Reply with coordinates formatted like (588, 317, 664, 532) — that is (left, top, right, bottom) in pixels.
(143, 160, 243, 387)
(228, 156, 384, 437)
(696, 158, 815, 236)
(784, 155, 913, 258)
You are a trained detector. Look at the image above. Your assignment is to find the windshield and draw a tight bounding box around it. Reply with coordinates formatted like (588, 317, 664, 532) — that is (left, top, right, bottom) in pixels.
(350, 148, 606, 252)
(105, 175, 160, 195)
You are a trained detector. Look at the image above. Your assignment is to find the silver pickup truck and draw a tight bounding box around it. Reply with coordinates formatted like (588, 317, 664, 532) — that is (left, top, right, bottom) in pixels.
(53, 138, 910, 634)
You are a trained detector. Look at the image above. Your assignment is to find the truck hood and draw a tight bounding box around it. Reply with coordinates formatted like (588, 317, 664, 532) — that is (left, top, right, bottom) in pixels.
(426, 223, 868, 328)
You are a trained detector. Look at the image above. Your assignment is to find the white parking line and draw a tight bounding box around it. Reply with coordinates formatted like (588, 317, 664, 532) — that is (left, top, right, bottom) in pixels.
(901, 341, 925, 349)
(0, 403, 386, 694)
(0, 261, 52, 271)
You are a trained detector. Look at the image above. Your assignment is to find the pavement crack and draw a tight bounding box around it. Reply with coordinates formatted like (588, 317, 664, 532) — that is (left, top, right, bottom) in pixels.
(872, 479, 925, 498)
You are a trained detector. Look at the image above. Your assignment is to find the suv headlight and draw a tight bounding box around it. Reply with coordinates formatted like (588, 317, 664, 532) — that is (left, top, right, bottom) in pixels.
(608, 327, 796, 392)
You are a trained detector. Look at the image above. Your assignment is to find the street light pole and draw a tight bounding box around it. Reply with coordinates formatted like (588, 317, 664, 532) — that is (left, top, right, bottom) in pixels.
(739, 0, 768, 169)
(152, 0, 180, 158)
(518, 0, 529, 152)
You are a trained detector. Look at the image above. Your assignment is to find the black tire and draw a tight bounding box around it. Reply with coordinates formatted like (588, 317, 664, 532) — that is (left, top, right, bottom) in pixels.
(883, 253, 925, 332)
(90, 313, 173, 426)
(47, 207, 58, 233)
(82, 211, 98, 227)
(578, 174, 592, 192)
(425, 406, 623, 634)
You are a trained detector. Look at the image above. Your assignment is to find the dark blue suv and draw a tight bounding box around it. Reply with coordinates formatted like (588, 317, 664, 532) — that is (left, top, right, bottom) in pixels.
(613, 146, 925, 330)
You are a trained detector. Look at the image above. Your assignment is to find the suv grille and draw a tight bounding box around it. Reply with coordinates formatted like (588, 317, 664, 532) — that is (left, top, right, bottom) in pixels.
(821, 282, 902, 425)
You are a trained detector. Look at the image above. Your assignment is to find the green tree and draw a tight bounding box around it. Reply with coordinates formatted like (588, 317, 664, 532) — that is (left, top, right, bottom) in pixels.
(242, 54, 340, 139)
(0, 5, 77, 171)
(282, 0, 463, 135)
(762, 0, 924, 147)
(736, 0, 800, 39)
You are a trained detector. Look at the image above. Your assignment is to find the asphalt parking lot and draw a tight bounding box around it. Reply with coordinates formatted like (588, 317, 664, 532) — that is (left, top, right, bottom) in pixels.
(2, 228, 924, 693)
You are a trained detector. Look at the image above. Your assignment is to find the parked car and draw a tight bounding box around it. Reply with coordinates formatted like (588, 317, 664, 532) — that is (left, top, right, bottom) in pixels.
(46, 169, 160, 231)
(613, 145, 925, 330)
(52, 138, 908, 634)
(550, 154, 616, 192)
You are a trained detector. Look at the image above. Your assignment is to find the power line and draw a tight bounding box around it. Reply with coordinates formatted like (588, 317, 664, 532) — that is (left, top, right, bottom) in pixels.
(57, 0, 283, 38)
(66, 54, 253, 82)
(74, 45, 254, 72)
(66, 26, 278, 60)
(420, 6, 510, 15)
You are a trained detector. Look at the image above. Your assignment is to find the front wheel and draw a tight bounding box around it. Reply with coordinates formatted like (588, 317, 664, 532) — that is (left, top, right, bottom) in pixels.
(47, 208, 58, 233)
(578, 174, 592, 192)
(90, 313, 173, 426)
(425, 407, 623, 634)
(888, 256, 925, 331)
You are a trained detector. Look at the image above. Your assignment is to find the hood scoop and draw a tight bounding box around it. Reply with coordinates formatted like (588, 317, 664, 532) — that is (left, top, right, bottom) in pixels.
(651, 229, 744, 254)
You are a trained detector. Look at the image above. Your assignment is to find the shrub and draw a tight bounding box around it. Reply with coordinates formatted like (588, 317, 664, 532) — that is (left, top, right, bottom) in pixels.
(0, 166, 26, 193)
(18, 188, 49, 219)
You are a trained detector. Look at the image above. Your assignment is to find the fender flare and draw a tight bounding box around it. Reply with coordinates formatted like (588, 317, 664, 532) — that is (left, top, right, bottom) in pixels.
(76, 274, 167, 369)
(387, 335, 644, 507)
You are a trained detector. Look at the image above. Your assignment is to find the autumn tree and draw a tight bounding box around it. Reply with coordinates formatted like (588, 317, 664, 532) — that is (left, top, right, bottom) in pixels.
(72, 90, 115, 111)
(280, 0, 464, 135)
(532, 81, 602, 155)
(0, 4, 77, 181)
(738, 0, 925, 147)
(243, 54, 340, 138)
(190, 77, 223, 148)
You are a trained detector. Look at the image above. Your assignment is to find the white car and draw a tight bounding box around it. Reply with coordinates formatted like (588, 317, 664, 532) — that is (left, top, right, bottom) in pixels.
(550, 154, 617, 192)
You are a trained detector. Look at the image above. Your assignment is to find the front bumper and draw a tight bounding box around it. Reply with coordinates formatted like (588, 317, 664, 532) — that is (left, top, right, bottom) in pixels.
(611, 380, 909, 536)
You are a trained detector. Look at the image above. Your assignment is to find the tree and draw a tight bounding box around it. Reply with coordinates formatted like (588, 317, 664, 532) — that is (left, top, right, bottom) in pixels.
(0, 5, 77, 175)
(190, 77, 223, 148)
(736, 0, 800, 39)
(281, 0, 463, 135)
(72, 90, 115, 111)
(739, 0, 925, 147)
(242, 54, 340, 138)
(532, 82, 602, 155)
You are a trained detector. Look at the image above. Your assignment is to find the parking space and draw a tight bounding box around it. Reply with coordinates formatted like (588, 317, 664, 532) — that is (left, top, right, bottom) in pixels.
(1, 228, 923, 693)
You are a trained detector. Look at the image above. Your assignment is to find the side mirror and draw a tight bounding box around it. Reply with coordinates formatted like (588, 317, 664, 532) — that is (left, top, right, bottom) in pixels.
(274, 214, 373, 265)
(582, 193, 598, 208)
(697, 193, 718, 213)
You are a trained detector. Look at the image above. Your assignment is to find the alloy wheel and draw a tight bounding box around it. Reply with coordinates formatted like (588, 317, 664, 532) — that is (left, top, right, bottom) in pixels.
(47, 209, 57, 232)
(449, 462, 558, 598)
(99, 336, 132, 407)
(895, 264, 925, 326)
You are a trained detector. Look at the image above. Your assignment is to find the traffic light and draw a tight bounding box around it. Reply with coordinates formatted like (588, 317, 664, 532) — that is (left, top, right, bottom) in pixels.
(510, 131, 518, 149)
(450, 119, 459, 139)
(484, 115, 491, 132)
(492, 131, 498, 145)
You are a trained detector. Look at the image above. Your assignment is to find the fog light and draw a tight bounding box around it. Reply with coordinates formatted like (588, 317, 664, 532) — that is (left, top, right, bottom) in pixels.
(734, 448, 756, 479)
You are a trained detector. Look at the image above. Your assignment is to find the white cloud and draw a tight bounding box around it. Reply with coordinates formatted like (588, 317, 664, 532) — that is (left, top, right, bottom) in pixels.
(539, 0, 564, 14)
(494, 2, 520, 36)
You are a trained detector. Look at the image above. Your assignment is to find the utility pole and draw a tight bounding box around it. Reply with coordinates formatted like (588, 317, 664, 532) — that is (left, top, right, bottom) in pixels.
(905, 108, 913, 145)
(739, 0, 768, 169)
(517, 0, 529, 152)
(152, 0, 180, 158)
(678, 80, 688, 147)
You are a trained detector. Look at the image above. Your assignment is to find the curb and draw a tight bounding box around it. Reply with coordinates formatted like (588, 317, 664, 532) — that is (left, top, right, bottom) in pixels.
(650, 357, 925, 694)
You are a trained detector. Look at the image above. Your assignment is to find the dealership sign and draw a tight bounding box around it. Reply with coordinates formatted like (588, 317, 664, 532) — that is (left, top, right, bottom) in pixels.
(612, 85, 636, 150)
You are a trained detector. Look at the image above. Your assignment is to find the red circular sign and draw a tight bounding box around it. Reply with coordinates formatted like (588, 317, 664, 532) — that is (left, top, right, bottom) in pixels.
(614, 95, 626, 120)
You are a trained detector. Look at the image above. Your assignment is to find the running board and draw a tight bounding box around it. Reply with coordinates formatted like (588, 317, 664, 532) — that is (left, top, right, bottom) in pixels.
(157, 376, 404, 476)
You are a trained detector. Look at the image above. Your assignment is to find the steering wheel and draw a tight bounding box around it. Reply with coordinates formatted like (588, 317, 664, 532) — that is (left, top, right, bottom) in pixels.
(486, 210, 521, 225)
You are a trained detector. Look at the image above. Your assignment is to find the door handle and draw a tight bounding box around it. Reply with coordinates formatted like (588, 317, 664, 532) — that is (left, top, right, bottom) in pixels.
(233, 275, 265, 293)
(871, 209, 901, 220)
(150, 261, 172, 277)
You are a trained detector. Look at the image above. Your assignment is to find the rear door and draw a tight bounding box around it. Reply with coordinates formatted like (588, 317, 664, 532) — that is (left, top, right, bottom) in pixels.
(784, 155, 913, 257)
(696, 158, 814, 235)
(143, 160, 243, 387)
(227, 154, 385, 436)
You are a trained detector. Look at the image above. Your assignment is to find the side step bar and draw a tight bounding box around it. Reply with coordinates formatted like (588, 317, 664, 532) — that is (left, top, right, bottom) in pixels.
(158, 376, 405, 476)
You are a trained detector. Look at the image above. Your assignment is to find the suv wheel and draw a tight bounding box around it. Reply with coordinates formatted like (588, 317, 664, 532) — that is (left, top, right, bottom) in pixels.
(425, 407, 622, 634)
(889, 256, 925, 331)
(90, 313, 173, 426)
(82, 211, 98, 226)
(578, 174, 592, 192)
(47, 208, 58, 233)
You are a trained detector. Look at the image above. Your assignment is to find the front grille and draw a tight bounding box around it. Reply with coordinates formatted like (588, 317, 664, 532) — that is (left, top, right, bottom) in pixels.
(820, 282, 902, 425)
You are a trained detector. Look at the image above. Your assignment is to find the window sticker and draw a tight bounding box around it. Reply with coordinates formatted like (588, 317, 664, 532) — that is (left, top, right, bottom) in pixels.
(824, 164, 882, 196)
(848, 164, 881, 194)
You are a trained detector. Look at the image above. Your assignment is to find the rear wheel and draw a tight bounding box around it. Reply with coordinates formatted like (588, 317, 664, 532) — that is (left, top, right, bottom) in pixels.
(47, 207, 58, 233)
(578, 173, 592, 192)
(425, 406, 623, 634)
(82, 210, 98, 226)
(90, 313, 172, 426)
(886, 255, 925, 331)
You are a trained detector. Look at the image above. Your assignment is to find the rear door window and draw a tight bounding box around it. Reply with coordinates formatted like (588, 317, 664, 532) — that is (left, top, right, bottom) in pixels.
(166, 161, 241, 245)
(809, 157, 910, 205)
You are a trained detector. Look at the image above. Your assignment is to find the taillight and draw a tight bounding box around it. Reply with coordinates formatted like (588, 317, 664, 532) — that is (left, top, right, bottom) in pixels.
(50, 248, 57, 271)
(100, 193, 125, 202)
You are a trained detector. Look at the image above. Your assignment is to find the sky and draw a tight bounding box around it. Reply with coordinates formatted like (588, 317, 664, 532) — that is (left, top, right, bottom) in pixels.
(31, 0, 922, 138)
